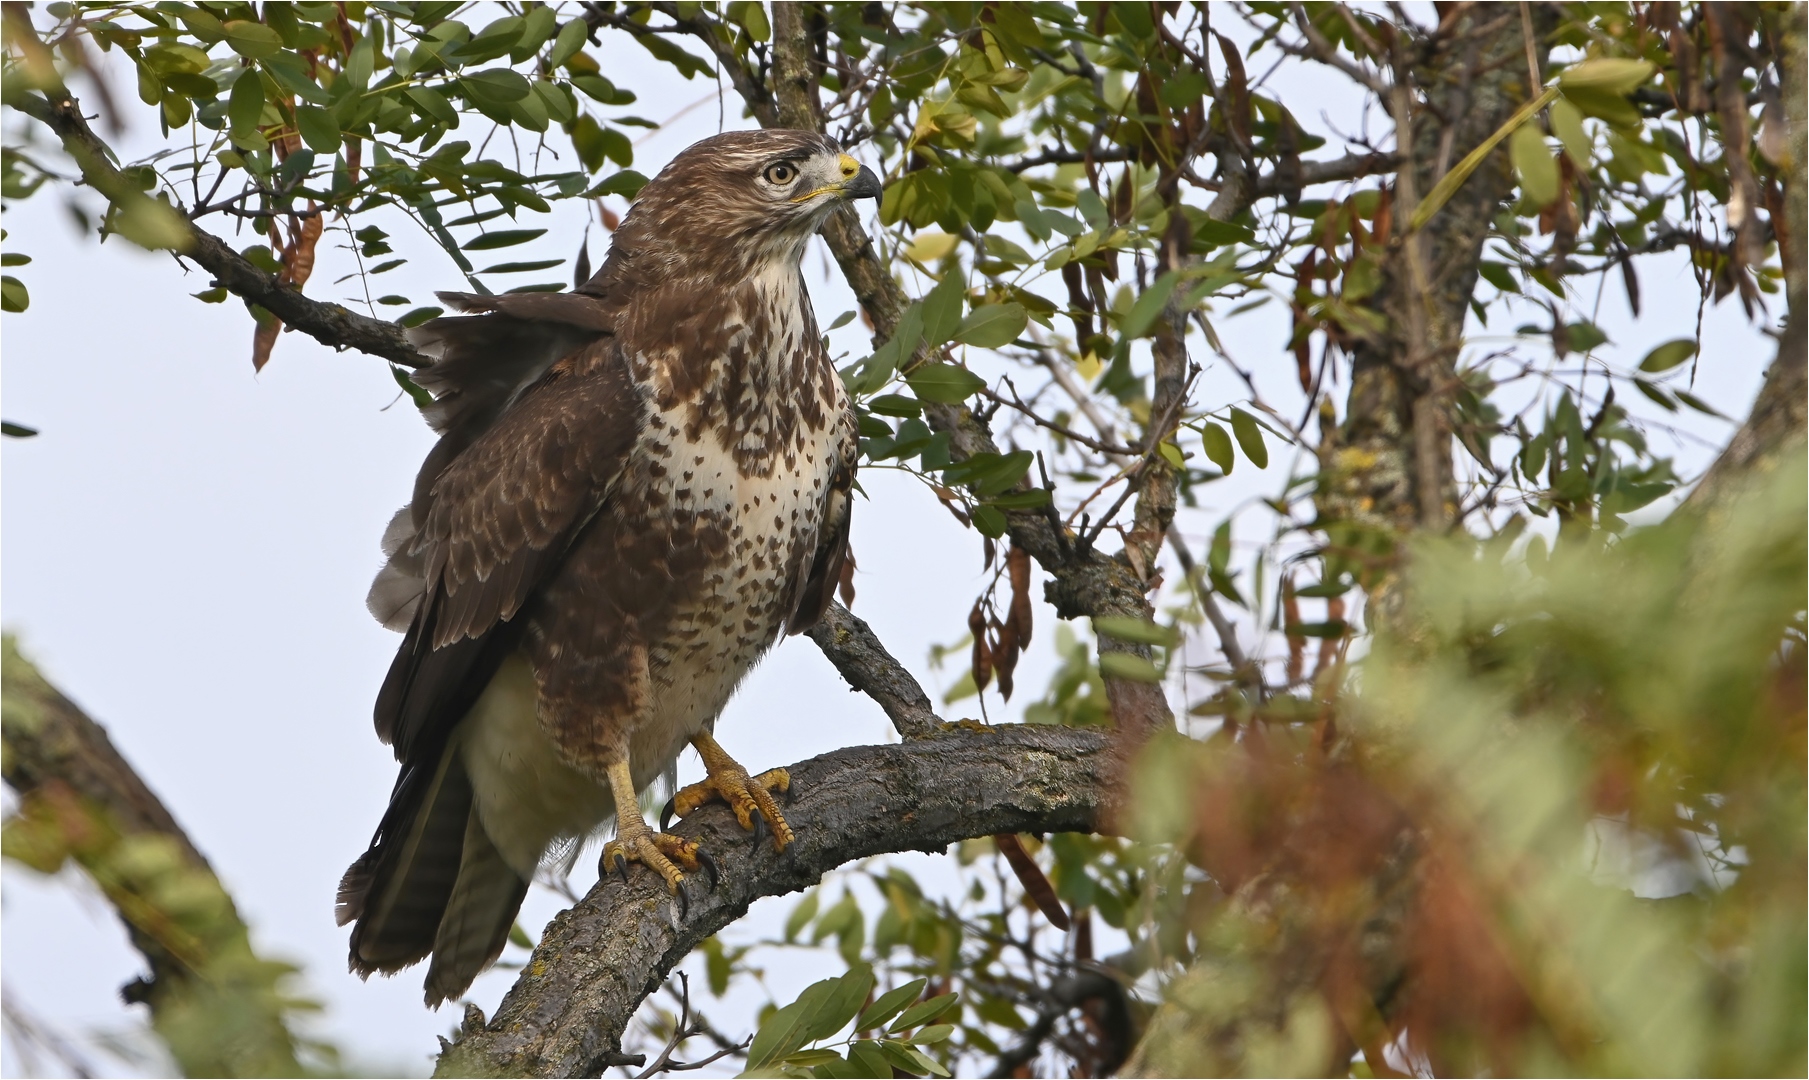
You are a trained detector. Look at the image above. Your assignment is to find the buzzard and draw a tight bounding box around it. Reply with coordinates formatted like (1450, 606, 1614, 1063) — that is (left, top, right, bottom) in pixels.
(337, 130, 881, 1006)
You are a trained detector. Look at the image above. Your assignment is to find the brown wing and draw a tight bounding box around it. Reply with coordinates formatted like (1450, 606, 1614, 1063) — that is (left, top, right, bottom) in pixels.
(787, 406, 859, 634)
(377, 342, 644, 760)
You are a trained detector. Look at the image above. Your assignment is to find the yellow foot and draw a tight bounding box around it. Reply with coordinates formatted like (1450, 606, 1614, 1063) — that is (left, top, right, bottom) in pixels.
(599, 818, 715, 895)
(663, 735, 795, 852)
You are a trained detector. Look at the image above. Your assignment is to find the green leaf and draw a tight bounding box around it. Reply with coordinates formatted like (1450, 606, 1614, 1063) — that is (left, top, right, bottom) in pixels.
(506, 921, 534, 950)
(905, 363, 985, 404)
(398, 306, 444, 328)
(804, 964, 874, 1043)
(222, 20, 284, 59)
(986, 489, 1051, 510)
(1638, 338, 1697, 373)
(746, 1001, 815, 1070)
(1192, 217, 1256, 246)
(1563, 85, 1642, 128)
(191, 287, 228, 303)
(1632, 378, 1678, 411)
(478, 259, 564, 274)
(0, 253, 29, 267)
(1229, 408, 1269, 468)
(731, 0, 772, 41)
(1478, 260, 1520, 294)
(1510, 123, 1559, 206)
(909, 1024, 954, 1044)
(589, 170, 648, 199)
(1120, 271, 1179, 338)
(888, 993, 958, 1033)
(1286, 621, 1349, 638)
(1566, 321, 1610, 352)
(1093, 617, 1177, 647)
(571, 74, 633, 104)
(0, 276, 27, 313)
(228, 70, 266, 139)
(866, 394, 922, 418)
(1521, 431, 1549, 477)
(971, 505, 1007, 537)
(877, 1040, 950, 1078)
(784, 1049, 845, 1067)
(856, 979, 929, 1033)
(784, 892, 819, 943)
(294, 104, 341, 153)
(405, 86, 459, 126)
(459, 68, 533, 108)
(2, 421, 39, 438)
(548, 16, 590, 67)
(112, 196, 190, 252)
(944, 450, 1032, 495)
(260, 50, 331, 104)
(463, 229, 546, 250)
(1201, 422, 1234, 474)
(953, 302, 1028, 348)
(1557, 58, 1656, 96)
(390, 365, 433, 408)
(1673, 388, 1725, 418)
(1549, 97, 1591, 168)
(747, 965, 873, 1070)
(921, 269, 966, 347)
(1098, 652, 1162, 682)
(847, 1040, 893, 1078)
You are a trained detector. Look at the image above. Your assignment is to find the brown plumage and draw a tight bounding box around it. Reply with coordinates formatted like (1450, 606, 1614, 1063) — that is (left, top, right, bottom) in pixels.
(339, 130, 879, 1006)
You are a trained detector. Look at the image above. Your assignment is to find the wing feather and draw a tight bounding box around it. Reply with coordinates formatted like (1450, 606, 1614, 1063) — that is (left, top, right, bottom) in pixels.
(375, 339, 644, 759)
(787, 409, 859, 634)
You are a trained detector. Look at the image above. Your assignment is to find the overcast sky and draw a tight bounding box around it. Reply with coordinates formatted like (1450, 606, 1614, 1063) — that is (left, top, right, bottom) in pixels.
(0, 10, 1774, 1076)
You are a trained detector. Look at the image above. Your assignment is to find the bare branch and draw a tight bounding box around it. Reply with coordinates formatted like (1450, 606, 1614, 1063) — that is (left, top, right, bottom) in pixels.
(805, 602, 943, 740)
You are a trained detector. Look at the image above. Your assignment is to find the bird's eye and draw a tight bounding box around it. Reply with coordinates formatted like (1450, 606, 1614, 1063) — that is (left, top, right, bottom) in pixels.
(763, 162, 798, 185)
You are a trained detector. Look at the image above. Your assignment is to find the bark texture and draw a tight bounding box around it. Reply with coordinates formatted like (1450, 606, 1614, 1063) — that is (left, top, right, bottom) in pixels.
(1687, 0, 1808, 515)
(1318, 5, 1554, 618)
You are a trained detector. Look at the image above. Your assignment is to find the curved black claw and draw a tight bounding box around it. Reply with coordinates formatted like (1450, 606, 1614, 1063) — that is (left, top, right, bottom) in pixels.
(749, 806, 769, 849)
(695, 848, 720, 890)
(612, 851, 630, 883)
(659, 796, 677, 833)
(674, 878, 692, 920)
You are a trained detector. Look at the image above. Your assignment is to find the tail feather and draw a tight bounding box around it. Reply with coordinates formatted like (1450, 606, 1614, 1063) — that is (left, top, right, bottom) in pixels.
(425, 809, 532, 1007)
(341, 735, 530, 1004)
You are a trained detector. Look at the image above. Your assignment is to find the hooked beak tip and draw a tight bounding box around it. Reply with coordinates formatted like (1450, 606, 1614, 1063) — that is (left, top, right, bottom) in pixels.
(843, 164, 883, 201)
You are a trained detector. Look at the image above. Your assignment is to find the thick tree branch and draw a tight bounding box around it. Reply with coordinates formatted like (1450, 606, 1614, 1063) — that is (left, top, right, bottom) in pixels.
(0, 636, 306, 1076)
(805, 603, 942, 739)
(1687, 0, 1808, 515)
(434, 725, 1111, 1078)
(5, 91, 427, 368)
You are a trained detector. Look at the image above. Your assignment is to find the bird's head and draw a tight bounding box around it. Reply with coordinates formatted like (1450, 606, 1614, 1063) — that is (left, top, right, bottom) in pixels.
(608, 129, 883, 273)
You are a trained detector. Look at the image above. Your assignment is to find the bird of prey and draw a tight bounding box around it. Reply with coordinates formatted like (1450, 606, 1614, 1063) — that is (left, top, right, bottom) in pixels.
(337, 130, 881, 1006)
